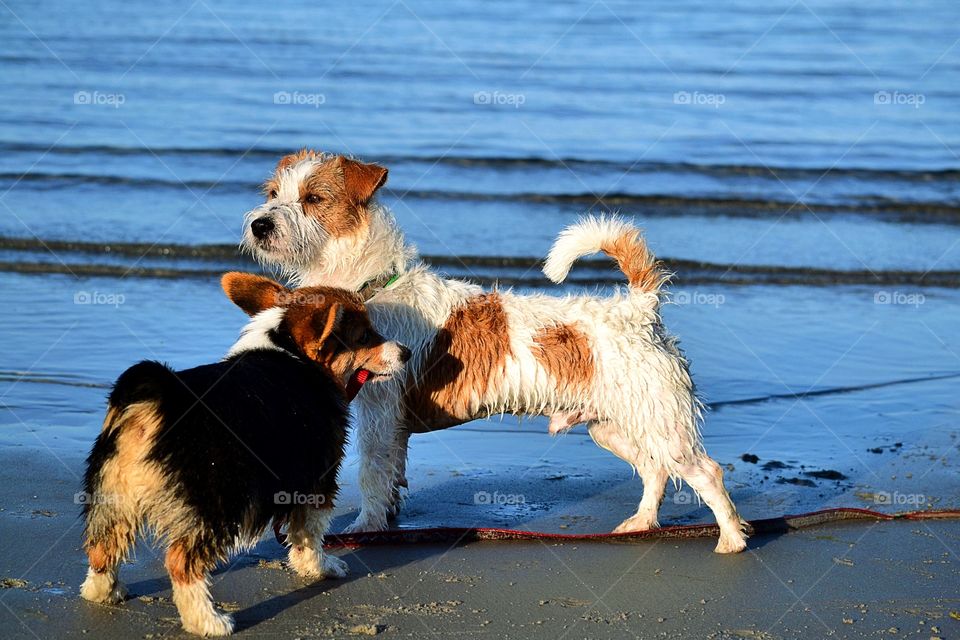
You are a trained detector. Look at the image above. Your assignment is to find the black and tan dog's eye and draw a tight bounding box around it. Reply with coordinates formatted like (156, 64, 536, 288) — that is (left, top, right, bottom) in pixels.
(304, 194, 323, 205)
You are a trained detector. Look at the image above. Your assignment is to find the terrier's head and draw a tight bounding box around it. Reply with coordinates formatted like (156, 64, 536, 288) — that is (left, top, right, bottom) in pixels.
(241, 151, 388, 274)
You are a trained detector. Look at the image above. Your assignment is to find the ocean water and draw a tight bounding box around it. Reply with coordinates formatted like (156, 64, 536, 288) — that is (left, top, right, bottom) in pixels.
(1, 0, 958, 523)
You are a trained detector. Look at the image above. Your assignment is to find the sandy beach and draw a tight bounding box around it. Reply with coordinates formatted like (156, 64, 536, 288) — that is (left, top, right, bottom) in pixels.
(1, 440, 958, 639)
(2, 269, 960, 637)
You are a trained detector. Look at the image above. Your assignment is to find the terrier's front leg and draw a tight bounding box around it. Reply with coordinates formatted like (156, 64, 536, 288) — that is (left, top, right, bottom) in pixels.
(344, 414, 403, 534)
(387, 429, 410, 518)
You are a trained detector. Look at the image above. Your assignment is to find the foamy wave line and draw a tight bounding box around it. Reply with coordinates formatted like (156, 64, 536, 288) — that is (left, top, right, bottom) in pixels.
(1, 173, 958, 217)
(2, 142, 959, 181)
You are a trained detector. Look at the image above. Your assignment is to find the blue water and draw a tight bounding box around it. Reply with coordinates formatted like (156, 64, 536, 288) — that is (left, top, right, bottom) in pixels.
(0, 0, 958, 518)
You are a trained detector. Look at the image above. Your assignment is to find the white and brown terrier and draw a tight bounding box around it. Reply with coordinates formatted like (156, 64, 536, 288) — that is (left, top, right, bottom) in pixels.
(242, 150, 747, 554)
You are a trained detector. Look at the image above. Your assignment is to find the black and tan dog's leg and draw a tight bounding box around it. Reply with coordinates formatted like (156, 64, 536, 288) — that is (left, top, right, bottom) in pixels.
(80, 520, 133, 605)
(166, 539, 234, 636)
(286, 504, 348, 579)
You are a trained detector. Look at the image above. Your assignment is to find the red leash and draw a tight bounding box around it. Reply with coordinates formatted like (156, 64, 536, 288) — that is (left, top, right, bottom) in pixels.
(273, 371, 959, 549)
(318, 508, 960, 549)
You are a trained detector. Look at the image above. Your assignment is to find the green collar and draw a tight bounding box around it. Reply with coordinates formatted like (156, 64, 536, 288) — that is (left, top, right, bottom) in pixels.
(359, 271, 400, 301)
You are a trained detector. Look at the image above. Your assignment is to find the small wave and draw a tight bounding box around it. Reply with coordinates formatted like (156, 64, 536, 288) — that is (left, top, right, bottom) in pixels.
(2, 236, 959, 288)
(2, 172, 959, 218)
(0, 172, 250, 192)
(0, 370, 109, 390)
(1, 142, 959, 181)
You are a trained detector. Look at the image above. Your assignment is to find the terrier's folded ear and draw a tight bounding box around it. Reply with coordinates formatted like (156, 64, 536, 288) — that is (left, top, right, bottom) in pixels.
(221, 272, 290, 316)
(337, 156, 388, 204)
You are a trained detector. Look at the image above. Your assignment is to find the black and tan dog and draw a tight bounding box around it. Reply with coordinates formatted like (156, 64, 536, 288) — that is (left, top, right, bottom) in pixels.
(79, 273, 409, 636)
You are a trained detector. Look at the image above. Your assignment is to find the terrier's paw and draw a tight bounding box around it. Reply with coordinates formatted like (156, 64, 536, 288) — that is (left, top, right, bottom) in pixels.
(611, 514, 660, 534)
(714, 530, 748, 554)
(80, 571, 127, 604)
(343, 513, 387, 535)
(322, 554, 349, 579)
(182, 610, 234, 637)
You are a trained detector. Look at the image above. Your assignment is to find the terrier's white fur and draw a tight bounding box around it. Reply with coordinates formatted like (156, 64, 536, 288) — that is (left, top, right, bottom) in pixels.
(243, 153, 747, 553)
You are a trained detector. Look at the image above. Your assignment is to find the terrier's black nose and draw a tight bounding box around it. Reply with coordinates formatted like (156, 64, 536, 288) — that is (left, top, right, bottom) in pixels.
(398, 345, 412, 363)
(251, 217, 275, 239)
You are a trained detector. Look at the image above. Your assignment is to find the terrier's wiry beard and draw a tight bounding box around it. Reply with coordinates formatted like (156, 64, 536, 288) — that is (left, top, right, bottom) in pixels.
(240, 203, 330, 280)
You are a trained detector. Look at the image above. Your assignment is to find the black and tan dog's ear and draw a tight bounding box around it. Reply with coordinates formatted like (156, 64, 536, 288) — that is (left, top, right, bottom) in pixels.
(336, 156, 387, 204)
(221, 272, 289, 316)
(315, 302, 343, 348)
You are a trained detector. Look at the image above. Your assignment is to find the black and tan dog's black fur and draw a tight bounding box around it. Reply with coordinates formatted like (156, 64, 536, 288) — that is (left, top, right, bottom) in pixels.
(79, 273, 409, 636)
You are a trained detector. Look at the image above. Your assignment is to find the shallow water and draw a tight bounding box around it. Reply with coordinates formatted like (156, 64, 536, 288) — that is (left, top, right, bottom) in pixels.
(0, 0, 958, 524)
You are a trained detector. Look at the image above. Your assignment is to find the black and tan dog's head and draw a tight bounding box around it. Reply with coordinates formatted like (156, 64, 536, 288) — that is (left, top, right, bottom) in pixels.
(240, 151, 388, 272)
(222, 272, 409, 389)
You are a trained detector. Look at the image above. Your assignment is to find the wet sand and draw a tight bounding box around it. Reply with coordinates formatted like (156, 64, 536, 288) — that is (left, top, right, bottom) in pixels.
(1, 272, 959, 638)
(1, 429, 958, 639)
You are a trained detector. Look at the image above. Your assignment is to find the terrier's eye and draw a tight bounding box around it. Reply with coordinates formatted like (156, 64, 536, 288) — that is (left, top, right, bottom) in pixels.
(304, 194, 323, 205)
(267, 189, 277, 199)
(358, 330, 372, 345)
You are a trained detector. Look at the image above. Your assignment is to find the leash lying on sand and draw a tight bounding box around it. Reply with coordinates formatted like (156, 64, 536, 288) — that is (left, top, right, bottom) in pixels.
(315, 508, 960, 549)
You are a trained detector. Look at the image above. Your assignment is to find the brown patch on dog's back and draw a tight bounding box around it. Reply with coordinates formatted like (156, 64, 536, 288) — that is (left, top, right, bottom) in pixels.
(533, 323, 594, 397)
(403, 293, 511, 432)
